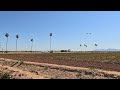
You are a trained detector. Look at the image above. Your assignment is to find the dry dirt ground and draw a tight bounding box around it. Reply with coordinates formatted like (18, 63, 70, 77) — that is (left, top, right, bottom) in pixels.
(1, 53, 120, 72)
(0, 58, 120, 79)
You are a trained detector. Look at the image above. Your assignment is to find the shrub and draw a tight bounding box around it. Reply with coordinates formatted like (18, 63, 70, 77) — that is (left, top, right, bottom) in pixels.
(61, 50, 67, 52)
(76, 72, 81, 77)
(50, 50, 53, 53)
(0, 73, 11, 79)
(44, 66, 48, 70)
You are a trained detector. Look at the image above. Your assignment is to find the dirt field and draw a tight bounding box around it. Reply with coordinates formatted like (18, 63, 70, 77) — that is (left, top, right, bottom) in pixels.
(0, 52, 120, 72)
(0, 52, 120, 79)
(0, 58, 120, 79)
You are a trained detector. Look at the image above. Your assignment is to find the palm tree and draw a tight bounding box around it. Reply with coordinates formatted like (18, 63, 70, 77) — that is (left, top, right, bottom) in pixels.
(5, 33, 9, 52)
(16, 35, 19, 52)
(95, 44, 97, 46)
(50, 33, 52, 52)
(31, 38, 33, 52)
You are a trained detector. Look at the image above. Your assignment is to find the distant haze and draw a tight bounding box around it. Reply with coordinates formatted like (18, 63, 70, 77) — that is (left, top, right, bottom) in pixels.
(95, 48, 120, 51)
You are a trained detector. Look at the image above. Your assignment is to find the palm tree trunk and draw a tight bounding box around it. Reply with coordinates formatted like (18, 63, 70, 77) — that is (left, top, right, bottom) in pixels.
(95, 46, 97, 53)
(50, 36, 51, 52)
(2, 48, 3, 53)
(31, 46, 32, 53)
(16, 39, 17, 52)
(6, 37, 8, 52)
(31, 42, 33, 53)
(81, 47, 82, 53)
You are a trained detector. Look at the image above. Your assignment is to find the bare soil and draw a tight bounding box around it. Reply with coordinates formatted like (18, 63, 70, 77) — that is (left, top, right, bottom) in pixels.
(0, 53, 120, 72)
(0, 58, 120, 79)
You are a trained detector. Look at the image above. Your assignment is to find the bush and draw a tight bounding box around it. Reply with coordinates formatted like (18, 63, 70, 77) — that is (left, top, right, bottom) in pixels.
(68, 49, 71, 52)
(50, 50, 53, 53)
(4, 51, 8, 53)
(43, 66, 48, 70)
(61, 50, 67, 52)
(76, 72, 81, 77)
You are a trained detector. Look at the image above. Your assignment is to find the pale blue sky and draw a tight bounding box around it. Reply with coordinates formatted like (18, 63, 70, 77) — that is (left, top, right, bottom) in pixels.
(0, 11, 120, 51)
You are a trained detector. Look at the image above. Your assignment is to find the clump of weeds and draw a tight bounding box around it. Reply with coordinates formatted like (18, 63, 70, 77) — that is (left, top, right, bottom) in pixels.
(0, 72, 11, 79)
(43, 66, 48, 70)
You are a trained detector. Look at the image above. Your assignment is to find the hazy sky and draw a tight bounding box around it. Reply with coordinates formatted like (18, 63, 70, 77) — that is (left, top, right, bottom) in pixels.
(0, 11, 120, 51)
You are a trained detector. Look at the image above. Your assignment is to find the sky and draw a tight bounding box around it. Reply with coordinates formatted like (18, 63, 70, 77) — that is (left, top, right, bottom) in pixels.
(0, 11, 120, 51)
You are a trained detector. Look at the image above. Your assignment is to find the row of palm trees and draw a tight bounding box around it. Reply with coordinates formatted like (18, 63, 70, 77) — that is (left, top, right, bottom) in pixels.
(4, 33, 53, 53)
(4, 32, 97, 52)
(79, 43, 98, 52)
(5, 33, 34, 52)
(79, 32, 98, 52)
(80, 44, 98, 47)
